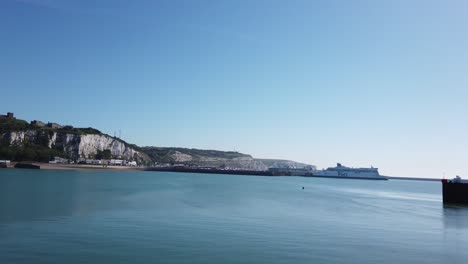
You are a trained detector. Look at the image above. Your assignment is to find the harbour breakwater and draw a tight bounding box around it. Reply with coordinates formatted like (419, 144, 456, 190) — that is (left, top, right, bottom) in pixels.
(145, 167, 390, 180)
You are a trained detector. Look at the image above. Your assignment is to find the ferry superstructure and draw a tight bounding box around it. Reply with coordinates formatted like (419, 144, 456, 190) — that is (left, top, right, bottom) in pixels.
(311, 163, 387, 180)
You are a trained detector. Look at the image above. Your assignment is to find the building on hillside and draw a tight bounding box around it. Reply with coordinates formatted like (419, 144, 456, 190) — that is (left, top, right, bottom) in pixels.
(47, 122, 63, 129)
(0, 112, 15, 120)
(31, 120, 46, 127)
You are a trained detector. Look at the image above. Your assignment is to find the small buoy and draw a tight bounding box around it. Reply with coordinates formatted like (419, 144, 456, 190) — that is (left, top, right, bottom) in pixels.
(302, 186, 305, 189)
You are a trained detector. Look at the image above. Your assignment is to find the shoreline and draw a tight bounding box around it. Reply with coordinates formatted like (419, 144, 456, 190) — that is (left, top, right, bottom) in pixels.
(4, 162, 144, 172)
(41, 163, 144, 171)
(387, 176, 441, 182)
(2, 163, 445, 181)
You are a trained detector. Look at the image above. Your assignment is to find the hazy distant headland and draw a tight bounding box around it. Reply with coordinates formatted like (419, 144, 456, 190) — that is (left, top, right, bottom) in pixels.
(0, 112, 313, 171)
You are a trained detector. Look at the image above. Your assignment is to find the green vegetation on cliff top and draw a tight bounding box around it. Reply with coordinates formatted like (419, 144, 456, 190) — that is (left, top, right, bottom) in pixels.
(0, 118, 106, 162)
(0, 118, 101, 135)
(141, 147, 250, 163)
(1, 117, 311, 168)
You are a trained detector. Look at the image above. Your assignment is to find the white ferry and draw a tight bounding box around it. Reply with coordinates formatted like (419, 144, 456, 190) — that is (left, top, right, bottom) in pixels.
(311, 163, 388, 180)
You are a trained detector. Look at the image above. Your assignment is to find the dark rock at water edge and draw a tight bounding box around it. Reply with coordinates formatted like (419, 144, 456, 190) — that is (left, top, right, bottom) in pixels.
(14, 163, 40, 169)
(442, 180, 468, 204)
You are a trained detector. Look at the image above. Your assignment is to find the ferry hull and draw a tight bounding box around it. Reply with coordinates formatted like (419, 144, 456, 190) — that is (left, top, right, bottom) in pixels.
(442, 180, 468, 204)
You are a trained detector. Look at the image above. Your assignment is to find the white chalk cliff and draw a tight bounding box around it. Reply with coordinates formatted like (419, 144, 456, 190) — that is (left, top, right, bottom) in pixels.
(4, 130, 149, 162)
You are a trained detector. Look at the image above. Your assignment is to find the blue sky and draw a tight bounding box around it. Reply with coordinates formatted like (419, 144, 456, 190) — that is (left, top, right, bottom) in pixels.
(1, 0, 467, 178)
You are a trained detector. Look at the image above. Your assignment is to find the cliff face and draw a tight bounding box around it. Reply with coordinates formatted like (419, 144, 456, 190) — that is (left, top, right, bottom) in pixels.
(76, 134, 144, 161)
(141, 147, 309, 171)
(3, 130, 149, 162)
(143, 147, 317, 171)
(0, 117, 315, 169)
(257, 159, 316, 170)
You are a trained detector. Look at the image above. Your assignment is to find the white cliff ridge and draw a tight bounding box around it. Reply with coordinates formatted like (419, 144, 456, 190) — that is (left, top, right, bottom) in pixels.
(77, 134, 143, 161)
(4, 130, 149, 162)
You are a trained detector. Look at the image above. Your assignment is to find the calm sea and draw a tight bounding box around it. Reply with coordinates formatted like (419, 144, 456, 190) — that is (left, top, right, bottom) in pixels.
(1, 169, 467, 264)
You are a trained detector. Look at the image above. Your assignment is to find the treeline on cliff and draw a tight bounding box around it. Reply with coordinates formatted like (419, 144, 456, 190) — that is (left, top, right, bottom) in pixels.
(0, 144, 67, 162)
(141, 147, 250, 163)
(0, 119, 30, 134)
(0, 118, 101, 136)
(0, 118, 100, 162)
(1, 117, 313, 169)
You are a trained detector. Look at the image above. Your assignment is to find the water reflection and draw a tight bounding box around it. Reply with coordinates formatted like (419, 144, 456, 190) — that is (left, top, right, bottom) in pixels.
(443, 205, 468, 229)
(0, 170, 81, 223)
(0, 169, 131, 223)
(1, 170, 468, 264)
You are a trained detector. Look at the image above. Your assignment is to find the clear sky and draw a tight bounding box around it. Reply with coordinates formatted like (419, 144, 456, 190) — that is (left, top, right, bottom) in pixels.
(1, 0, 467, 178)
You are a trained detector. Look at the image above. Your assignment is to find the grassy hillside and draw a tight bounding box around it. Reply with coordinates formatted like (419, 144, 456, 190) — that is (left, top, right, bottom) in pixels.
(0, 119, 30, 134)
(141, 147, 251, 163)
(1, 118, 314, 169)
(1, 118, 133, 162)
(141, 147, 314, 170)
(0, 119, 65, 161)
(141, 147, 270, 170)
(255, 159, 314, 169)
(0, 118, 101, 135)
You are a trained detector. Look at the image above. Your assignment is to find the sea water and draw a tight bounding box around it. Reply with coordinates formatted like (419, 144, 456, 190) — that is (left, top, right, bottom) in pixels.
(0, 169, 467, 264)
